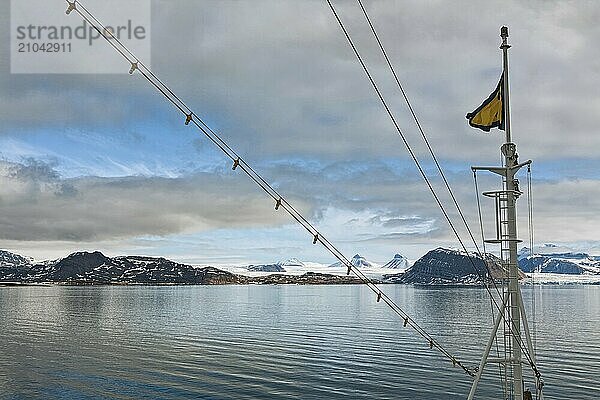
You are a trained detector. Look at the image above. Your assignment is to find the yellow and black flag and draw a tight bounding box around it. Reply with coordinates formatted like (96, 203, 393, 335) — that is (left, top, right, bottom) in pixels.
(466, 76, 504, 132)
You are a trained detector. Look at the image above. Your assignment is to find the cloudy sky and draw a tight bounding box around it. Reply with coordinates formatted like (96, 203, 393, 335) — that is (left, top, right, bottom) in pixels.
(1, 0, 599, 264)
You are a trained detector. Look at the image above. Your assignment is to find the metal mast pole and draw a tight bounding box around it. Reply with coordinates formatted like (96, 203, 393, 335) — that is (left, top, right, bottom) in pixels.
(500, 26, 523, 400)
(502, 27, 512, 144)
(468, 27, 537, 400)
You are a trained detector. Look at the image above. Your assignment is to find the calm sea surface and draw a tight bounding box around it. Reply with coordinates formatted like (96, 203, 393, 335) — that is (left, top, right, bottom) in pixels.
(0, 285, 598, 399)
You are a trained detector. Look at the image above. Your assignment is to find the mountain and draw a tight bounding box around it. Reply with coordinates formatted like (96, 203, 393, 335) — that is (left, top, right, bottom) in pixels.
(246, 258, 305, 273)
(518, 246, 600, 275)
(35, 251, 112, 282)
(0, 250, 33, 267)
(0, 251, 366, 285)
(247, 263, 286, 272)
(4, 246, 599, 286)
(1, 251, 245, 285)
(382, 254, 409, 270)
(385, 248, 519, 284)
(0, 250, 34, 282)
(328, 254, 376, 269)
(280, 258, 305, 268)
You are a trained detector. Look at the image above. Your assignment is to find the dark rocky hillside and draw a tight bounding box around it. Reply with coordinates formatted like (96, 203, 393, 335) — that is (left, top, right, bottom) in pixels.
(384, 248, 523, 284)
(0, 251, 245, 285)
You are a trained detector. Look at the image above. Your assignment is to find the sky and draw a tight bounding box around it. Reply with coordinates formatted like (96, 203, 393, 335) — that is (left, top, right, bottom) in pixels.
(0, 0, 599, 264)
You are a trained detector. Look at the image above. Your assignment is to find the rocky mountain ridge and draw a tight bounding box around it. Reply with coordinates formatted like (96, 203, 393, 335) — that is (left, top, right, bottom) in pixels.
(518, 245, 600, 275)
(0, 250, 246, 285)
(0, 250, 362, 285)
(2, 244, 598, 286)
(384, 248, 521, 284)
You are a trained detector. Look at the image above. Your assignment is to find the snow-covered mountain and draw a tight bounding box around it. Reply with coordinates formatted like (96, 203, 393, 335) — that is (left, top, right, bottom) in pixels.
(0, 250, 34, 282)
(518, 245, 600, 275)
(280, 258, 305, 268)
(247, 263, 287, 272)
(245, 258, 306, 272)
(328, 254, 378, 269)
(383, 254, 409, 270)
(0, 250, 33, 267)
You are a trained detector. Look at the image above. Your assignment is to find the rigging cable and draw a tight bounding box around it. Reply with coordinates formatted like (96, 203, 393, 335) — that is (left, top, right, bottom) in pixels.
(473, 171, 487, 256)
(354, 1, 520, 333)
(355, 4, 516, 391)
(325, 0, 492, 288)
(324, 0, 541, 376)
(65, 0, 475, 377)
(474, 170, 506, 397)
(527, 165, 537, 353)
(356, 0, 487, 261)
(355, 0, 518, 321)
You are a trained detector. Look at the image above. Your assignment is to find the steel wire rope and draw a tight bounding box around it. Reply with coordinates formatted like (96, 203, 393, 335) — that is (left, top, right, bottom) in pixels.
(325, 0, 541, 377)
(65, 0, 475, 377)
(355, 0, 491, 267)
(354, 2, 525, 350)
(356, 3, 512, 384)
(526, 165, 537, 355)
(474, 170, 506, 395)
(526, 167, 541, 400)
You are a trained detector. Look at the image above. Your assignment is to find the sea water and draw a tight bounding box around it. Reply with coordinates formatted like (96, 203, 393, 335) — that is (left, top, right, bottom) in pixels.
(0, 285, 598, 399)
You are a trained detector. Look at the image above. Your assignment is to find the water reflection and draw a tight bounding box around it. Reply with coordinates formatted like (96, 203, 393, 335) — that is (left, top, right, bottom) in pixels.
(0, 285, 598, 399)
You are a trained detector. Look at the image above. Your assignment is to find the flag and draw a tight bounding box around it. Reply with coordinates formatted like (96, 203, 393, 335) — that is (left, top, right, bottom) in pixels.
(466, 75, 504, 132)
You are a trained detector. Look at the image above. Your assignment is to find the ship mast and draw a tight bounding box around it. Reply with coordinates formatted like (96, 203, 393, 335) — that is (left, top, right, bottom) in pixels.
(468, 27, 539, 400)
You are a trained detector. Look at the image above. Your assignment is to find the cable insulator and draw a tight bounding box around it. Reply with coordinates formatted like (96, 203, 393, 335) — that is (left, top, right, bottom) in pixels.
(66, 1, 76, 15)
(103, 27, 114, 39)
(129, 62, 138, 75)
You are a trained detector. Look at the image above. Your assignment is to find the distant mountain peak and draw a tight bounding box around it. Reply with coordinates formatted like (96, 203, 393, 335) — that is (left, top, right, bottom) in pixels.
(280, 258, 304, 267)
(383, 253, 409, 270)
(519, 251, 600, 275)
(0, 249, 33, 267)
(351, 254, 373, 268)
(328, 253, 375, 268)
(246, 262, 287, 272)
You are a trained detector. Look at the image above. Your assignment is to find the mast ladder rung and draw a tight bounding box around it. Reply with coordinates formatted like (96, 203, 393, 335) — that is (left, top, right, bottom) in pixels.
(484, 239, 523, 244)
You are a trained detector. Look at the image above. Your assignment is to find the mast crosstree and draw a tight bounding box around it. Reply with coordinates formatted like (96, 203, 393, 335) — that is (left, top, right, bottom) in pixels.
(469, 27, 542, 400)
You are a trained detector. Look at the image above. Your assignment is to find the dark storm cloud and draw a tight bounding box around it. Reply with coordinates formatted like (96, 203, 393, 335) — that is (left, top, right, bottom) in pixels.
(0, 159, 302, 241)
